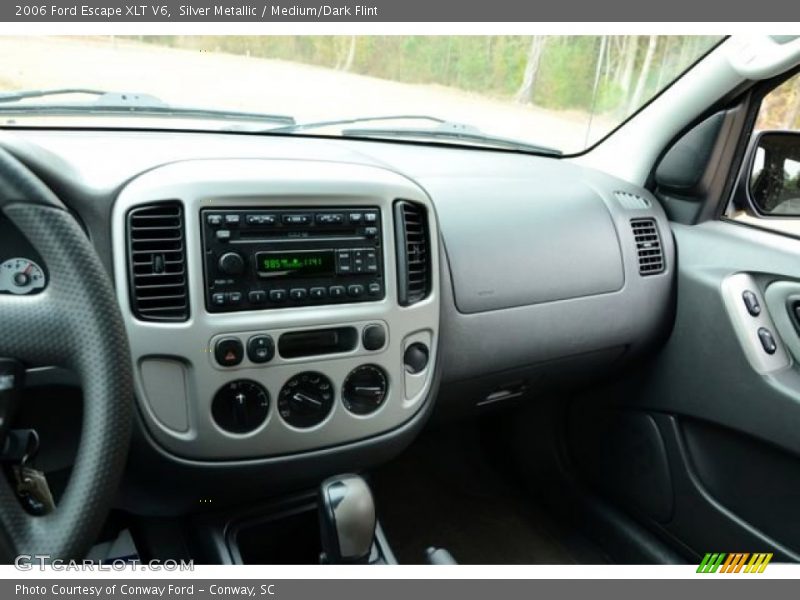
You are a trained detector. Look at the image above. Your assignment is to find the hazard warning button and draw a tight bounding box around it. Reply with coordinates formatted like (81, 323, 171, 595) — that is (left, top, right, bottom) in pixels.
(214, 337, 244, 367)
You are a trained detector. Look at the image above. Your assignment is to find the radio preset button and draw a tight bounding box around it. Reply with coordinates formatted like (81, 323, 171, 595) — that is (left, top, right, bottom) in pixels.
(248, 290, 267, 304)
(366, 250, 378, 273)
(246, 214, 277, 226)
(214, 337, 244, 367)
(289, 288, 308, 301)
(316, 213, 344, 225)
(211, 292, 227, 306)
(269, 289, 288, 303)
(310, 287, 327, 299)
(352, 249, 365, 273)
(329, 285, 346, 299)
(282, 214, 311, 226)
(247, 335, 275, 364)
(348, 284, 365, 298)
(336, 251, 353, 274)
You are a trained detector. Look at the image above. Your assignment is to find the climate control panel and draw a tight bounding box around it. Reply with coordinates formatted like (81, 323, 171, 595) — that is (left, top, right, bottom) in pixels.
(209, 366, 394, 434)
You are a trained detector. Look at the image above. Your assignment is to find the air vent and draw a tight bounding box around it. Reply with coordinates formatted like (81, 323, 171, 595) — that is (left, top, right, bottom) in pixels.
(615, 191, 651, 210)
(631, 218, 664, 276)
(127, 201, 189, 321)
(394, 200, 431, 306)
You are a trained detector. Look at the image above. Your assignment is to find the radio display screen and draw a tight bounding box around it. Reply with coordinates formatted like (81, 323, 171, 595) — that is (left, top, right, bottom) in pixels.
(255, 250, 335, 278)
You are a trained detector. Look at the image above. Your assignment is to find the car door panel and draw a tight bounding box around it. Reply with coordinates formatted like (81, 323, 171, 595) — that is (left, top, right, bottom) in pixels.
(569, 217, 800, 560)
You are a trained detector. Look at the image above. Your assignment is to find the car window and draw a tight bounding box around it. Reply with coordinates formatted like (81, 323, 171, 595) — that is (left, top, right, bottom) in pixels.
(727, 71, 800, 235)
(0, 35, 720, 155)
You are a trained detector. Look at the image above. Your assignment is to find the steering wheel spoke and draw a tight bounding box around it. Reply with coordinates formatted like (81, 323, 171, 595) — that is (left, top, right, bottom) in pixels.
(0, 292, 65, 367)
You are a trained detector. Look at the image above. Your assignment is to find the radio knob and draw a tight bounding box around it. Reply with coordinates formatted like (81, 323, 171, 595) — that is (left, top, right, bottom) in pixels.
(218, 252, 245, 276)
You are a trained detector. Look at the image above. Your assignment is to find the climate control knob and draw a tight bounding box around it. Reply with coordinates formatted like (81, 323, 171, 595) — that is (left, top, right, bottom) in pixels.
(278, 372, 334, 428)
(218, 252, 245, 276)
(342, 365, 388, 415)
(211, 379, 270, 434)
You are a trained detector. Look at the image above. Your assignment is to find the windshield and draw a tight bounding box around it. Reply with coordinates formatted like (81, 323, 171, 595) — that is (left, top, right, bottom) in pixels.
(0, 35, 722, 154)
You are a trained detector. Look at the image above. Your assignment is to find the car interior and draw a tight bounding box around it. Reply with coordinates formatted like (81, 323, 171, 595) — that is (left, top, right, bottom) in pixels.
(3, 34, 800, 565)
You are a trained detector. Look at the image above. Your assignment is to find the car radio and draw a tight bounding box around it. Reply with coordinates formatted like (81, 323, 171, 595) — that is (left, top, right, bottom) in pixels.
(201, 207, 384, 312)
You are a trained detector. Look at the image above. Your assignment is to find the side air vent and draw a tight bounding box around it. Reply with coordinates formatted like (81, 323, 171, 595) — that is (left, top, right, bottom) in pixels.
(615, 191, 651, 210)
(127, 201, 189, 321)
(394, 200, 431, 306)
(631, 218, 664, 276)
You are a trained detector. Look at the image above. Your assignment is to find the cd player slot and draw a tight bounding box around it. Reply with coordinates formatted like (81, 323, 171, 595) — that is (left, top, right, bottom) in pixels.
(279, 327, 358, 359)
(231, 231, 369, 244)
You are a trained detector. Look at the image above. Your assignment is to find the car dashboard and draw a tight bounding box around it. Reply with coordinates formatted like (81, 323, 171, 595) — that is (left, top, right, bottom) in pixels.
(0, 129, 674, 513)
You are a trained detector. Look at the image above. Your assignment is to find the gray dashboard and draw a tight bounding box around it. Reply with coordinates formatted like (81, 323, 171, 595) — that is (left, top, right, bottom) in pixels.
(0, 129, 674, 510)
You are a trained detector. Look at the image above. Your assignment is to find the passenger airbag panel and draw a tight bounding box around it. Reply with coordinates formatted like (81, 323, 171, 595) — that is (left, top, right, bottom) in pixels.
(437, 179, 624, 313)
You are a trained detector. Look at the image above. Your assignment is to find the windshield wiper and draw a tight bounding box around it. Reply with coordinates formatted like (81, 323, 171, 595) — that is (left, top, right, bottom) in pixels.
(268, 114, 447, 133)
(340, 121, 562, 156)
(0, 88, 109, 103)
(0, 88, 295, 126)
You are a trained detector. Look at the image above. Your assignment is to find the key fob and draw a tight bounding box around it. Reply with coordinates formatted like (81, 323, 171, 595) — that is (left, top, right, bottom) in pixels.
(13, 465, 55, 515)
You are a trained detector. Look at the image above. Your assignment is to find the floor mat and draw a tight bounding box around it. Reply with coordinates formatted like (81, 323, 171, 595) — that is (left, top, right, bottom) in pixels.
(370, 424, 609, 565)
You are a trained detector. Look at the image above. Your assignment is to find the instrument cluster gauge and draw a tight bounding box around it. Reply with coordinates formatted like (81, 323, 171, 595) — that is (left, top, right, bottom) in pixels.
(278, 371, 335, 428)
(0, 258, 46, 295)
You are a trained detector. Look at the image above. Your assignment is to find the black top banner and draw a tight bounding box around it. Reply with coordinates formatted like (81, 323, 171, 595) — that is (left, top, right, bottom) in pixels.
(2, 0, 794, 21)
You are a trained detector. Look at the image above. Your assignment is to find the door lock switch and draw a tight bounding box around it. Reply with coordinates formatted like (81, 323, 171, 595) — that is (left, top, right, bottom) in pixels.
(757, 327, 777, 355)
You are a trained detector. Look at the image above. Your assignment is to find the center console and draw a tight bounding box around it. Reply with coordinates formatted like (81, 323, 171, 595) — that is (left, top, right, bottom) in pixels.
(111, 159, 440, 461)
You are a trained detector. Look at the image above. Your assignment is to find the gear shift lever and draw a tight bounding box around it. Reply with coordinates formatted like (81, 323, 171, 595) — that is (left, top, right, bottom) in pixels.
(318, 474, 376, 564)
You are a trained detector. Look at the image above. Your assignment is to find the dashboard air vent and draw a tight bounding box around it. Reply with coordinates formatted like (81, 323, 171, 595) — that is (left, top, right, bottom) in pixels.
(127, 201, 189, 321)
(394, 200, 431, 306)
(631, 218, 664, 276)
(615, 191, 651, 210)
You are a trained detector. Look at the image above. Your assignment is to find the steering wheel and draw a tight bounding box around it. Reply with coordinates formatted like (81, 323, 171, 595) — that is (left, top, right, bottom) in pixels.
(0, 148, 132, 560)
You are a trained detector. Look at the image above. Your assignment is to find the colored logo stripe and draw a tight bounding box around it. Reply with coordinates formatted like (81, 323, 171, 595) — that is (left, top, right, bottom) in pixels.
(744, 553, 773, 573)
(697, 552, 772, 573)
(697, 553, 726, 573)
(721, 553, 749, 573)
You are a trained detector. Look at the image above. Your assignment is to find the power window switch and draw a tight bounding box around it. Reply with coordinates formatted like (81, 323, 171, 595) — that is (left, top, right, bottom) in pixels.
(742, 290, 761, 316)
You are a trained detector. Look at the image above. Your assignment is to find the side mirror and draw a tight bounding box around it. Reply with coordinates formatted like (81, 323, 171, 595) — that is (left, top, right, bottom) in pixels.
(748, 131, 800, 216)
